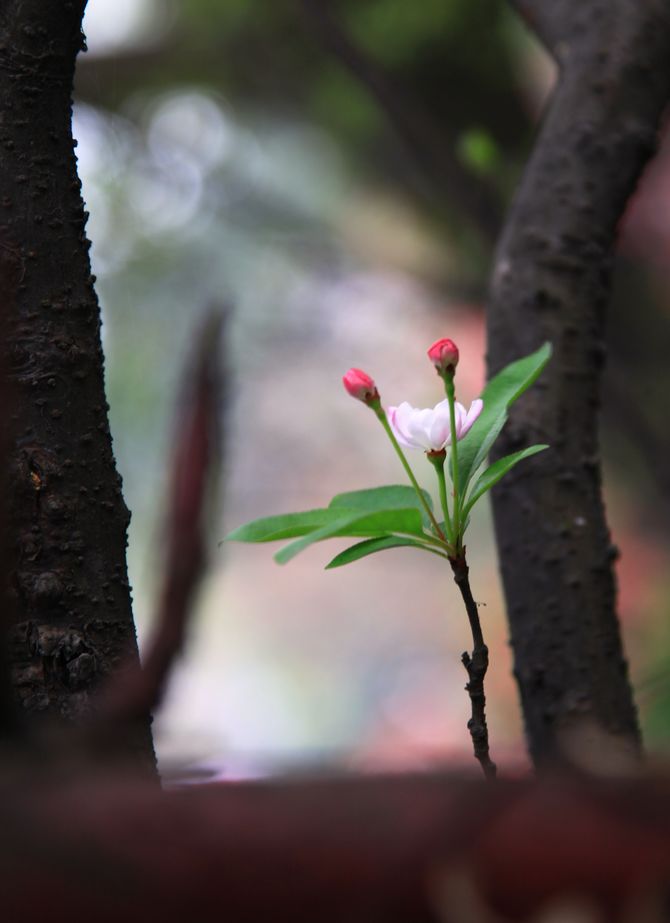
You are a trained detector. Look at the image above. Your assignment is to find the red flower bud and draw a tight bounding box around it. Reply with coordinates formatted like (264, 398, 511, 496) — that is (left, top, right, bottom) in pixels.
(342, 368, 378, 404)
(427, 338, 459, 373)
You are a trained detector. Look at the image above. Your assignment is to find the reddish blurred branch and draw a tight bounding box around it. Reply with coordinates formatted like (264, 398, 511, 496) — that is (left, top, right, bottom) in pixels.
(98, 312, 224, 726)
(0, 770, 668, 923)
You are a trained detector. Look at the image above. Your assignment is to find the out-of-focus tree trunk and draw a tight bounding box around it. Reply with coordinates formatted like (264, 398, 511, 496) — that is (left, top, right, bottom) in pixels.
(0, 0, 154, 768)
(487, 0, 670, 766)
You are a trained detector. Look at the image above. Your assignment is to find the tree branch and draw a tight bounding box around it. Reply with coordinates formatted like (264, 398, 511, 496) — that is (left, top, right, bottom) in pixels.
(508, 0, 577, 58)
(451, 555, 497, 781)
(97, 311, 224, 726)
(487, 0, 670, 765)
(1, 770, 669, 921)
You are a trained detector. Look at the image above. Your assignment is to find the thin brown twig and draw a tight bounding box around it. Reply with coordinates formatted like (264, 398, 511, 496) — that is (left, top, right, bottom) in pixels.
(450, 553, 497, 781)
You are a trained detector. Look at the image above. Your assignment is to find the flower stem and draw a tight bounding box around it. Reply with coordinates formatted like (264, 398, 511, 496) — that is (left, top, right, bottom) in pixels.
(444, 376, 461, 550)
(374, 406, 446, 542)
(427, 452, 454, 547)
(449, 552, 496, 781)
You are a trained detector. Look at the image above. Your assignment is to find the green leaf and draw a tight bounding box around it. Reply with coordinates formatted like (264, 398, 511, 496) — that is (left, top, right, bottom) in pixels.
(325, 535, 446, 569)
(457, 342, 552, 493)
(463, 445, 549, 518)
(274, 507, 426, 565)
(225, 509, 344, 543)
(330, 485, 433, 528)
(329, 485, 433, 513)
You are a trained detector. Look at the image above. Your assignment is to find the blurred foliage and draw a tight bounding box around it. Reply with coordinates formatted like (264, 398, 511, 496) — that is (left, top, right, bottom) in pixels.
(77, 0, 539, 280)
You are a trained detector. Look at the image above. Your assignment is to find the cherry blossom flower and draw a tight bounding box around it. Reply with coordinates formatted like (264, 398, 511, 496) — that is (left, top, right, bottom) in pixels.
(387, 397, 483, 451)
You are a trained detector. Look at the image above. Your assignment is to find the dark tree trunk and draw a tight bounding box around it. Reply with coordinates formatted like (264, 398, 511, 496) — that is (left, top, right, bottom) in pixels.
(487, 0, 670, 765)
(0, 0, 154, 766)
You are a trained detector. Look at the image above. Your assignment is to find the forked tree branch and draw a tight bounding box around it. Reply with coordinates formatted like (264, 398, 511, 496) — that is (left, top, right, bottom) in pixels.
(487, 0, 670, 765)
(508, 1, 576, 57)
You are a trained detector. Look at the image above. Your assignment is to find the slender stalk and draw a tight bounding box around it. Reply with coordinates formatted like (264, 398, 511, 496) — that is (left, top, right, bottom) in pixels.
(444, 377, 461, 546)
(427, 451, 454, 547)
(449, 552, 497, 781)
(374, 407, 446, 542)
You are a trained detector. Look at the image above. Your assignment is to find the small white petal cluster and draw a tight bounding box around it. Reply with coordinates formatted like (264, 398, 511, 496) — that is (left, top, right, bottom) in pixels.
(387, 398, 483, 452)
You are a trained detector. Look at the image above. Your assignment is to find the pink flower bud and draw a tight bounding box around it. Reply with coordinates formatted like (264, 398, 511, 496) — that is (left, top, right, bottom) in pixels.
(427, 338, 459, 373)
(342, 368, 378, 404)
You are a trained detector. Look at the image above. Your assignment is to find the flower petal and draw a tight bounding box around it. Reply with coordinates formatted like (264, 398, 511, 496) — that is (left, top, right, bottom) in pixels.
(452, 402, 466, 438)
(429, 403, 451, 449)
(387, 405, 416, 449)
(460, 399, 484, 438)
(407, 408, 435, 450)
(387, 396, 483, 452)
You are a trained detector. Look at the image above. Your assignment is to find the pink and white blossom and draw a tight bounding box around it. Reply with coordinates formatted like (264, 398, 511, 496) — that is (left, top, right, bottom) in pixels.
(387, 398, 483, 451)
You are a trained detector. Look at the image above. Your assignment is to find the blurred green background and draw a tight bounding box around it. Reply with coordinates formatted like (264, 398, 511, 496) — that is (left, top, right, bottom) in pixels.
(74, 0, 670, 777)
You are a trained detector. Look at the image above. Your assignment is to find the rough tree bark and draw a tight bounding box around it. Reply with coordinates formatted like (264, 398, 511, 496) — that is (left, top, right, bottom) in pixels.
(487, 0, 670, 765)
(0, 0, 154, 766)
